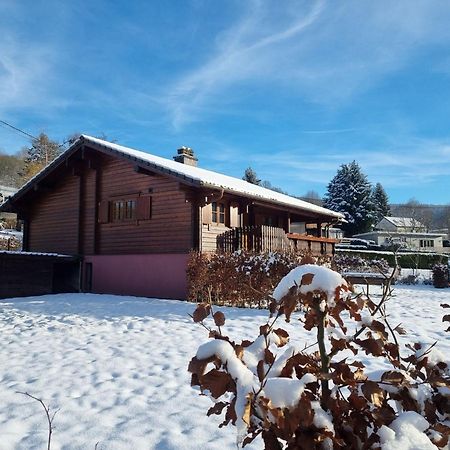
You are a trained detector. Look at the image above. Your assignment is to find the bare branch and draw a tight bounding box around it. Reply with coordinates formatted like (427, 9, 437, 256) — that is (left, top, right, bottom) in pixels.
(17, 391, 58, 450)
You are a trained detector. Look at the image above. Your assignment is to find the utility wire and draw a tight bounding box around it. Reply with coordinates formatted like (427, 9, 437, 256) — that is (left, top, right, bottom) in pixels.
(0, 119, 37, 141)
(0, 119, 71, 148)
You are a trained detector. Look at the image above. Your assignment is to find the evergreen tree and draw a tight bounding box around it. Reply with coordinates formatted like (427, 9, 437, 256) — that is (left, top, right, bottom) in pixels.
(371, 182, 391, 223)
(243, 167, 261, 185)
(323, 161, 376, 236)
(20, 133, 61, 183)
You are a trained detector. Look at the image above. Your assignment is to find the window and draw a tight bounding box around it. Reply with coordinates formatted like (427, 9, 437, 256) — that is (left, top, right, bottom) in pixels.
(212, 202, 225, 224)
(98, 195, 151, 224)
(111, 199, 136, 222)
(419, 239, 434, 248)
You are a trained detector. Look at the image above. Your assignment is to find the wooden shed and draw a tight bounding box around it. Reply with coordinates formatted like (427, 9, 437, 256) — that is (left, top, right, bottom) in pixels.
(0, 251, 80, 299)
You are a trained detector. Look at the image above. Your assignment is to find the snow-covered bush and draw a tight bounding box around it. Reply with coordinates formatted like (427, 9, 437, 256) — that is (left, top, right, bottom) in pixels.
(333, 254, 390, 274)
(187, 251, 329, 308)
(433, 265, 449, 289)
(189, 264, 450, 449)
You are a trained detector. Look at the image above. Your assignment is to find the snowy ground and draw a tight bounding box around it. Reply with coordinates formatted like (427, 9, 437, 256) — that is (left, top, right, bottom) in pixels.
(0, 285, 449, 449)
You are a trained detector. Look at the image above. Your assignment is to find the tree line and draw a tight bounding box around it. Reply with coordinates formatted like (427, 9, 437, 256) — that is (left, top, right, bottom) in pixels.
(0, 132, 108, 189)
(0, 133, 67, 188)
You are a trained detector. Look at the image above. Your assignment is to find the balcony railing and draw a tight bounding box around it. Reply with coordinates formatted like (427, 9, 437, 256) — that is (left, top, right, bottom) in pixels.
(216, 225, 337, 255)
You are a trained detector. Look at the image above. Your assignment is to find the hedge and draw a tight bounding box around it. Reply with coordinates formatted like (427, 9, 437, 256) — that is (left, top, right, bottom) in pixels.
(336, 249, 449, 269)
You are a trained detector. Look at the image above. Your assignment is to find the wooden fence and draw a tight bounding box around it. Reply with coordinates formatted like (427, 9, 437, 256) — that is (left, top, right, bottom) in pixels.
(217, 225, 291, 253)
(217, 225, 338, 255)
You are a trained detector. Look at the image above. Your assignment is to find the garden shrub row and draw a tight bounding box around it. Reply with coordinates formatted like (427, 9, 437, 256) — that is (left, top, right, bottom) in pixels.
(187, 250, 329, 308)
(336, 249, 449, 269)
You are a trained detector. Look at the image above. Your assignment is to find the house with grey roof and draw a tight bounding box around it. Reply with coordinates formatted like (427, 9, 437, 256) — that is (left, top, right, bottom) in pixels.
(354, 216, 447, 253)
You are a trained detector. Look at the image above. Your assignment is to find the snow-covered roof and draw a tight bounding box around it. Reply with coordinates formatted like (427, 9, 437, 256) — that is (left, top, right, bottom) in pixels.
(354, 231, 446, 238)
(381, 216, 425, 228)
(1, 135, 342, 220)
(80, 136, 342, 219)
(0, 250, 75, 258)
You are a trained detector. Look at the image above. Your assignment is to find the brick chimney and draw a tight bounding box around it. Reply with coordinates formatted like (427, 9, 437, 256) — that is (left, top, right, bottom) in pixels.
(173, 146, 198, 167)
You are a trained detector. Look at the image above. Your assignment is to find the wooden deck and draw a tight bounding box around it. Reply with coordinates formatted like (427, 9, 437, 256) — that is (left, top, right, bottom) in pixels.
(217, 225, 337, 255)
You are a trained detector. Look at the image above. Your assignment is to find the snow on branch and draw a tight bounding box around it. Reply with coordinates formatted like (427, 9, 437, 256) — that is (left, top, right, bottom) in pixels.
(188, 263, 450, 449)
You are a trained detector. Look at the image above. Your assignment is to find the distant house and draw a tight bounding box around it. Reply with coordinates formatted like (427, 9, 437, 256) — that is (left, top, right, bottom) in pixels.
(354, 216, 447, 253)
(0, 135, 343, 299)
(375, 216, 427, 233)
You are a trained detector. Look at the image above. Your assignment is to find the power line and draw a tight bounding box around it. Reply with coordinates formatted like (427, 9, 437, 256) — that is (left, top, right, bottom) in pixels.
(0, 119, 37, 141)
(0, 119, 71, 148)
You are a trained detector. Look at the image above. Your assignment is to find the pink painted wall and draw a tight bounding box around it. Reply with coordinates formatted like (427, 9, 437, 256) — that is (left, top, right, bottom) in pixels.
(84, 254, 189, 299)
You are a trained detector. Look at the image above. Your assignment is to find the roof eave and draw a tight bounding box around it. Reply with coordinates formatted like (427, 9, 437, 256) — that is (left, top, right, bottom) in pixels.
(0, 138, 85, 213)
(199, 181, 343, 221)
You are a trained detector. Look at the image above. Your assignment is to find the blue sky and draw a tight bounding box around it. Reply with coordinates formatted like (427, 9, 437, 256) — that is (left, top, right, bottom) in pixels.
(1, 0, 450, 204)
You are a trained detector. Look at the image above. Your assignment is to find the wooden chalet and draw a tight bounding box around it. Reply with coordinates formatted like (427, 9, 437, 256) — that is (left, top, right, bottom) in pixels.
(0, 136, 343, 299)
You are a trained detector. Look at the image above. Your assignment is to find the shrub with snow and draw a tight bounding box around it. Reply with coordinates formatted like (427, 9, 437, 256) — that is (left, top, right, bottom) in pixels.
(333, 254, 390, 274)
(189, 264, 450, 449)
(187, 251, 329, 308)
(433, 264, 449, 289)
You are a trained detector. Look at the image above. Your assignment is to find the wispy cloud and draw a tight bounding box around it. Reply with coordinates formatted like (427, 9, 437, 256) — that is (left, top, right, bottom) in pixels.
(299, 128, 357, 135)
(249, 134, 450, 197)
(166, 0, 325, 129)
(166, 0, 450, 129)
(0, 38, 59, 114)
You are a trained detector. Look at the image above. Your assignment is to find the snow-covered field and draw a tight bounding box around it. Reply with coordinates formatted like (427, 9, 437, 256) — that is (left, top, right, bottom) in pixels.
(0, 285, 449, 449)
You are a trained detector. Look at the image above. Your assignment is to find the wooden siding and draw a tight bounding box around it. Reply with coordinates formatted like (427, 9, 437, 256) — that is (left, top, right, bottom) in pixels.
(0, 253, 80, 298)
(29, 174, 80, 254)
(97, 155, 193, 254)
(81, 168, 96, 255)
(201, 223, 231, 252)
(26, 147, 194, 256)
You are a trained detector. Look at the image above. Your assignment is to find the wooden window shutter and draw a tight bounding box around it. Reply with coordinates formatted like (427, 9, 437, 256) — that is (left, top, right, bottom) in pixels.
(202, 203, 212, 224)
(98, 200, 110, 224)
(229, 202, 239, 227)
(136, 196, 152, 220)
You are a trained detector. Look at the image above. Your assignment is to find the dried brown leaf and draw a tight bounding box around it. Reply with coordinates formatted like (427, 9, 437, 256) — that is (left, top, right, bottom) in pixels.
(262, 430, 283, 450)
(257, 360, 266, 382)
(264, 348, 275, 365)
(394, 324, 407, 335)
(201, 369, 233, 398)
(273, 328, 289, 347)
(362, 381, 385, 407)
(301, 273, 315, 286)
(213, 311, 225, 327)
(348, 391, 367, 410)
(188, 356, 214, 386)
(370, 320, 388, 339)
(193, 303, 211, 322)
(381, 371, 405, 385)
(282, 290, 298, 323)
(356, 338, 385, 357)
(297, 394, 315, 427)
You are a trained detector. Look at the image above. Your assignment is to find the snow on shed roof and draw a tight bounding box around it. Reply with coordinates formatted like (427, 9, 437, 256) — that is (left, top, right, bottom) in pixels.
(81, 135, 343, 219)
